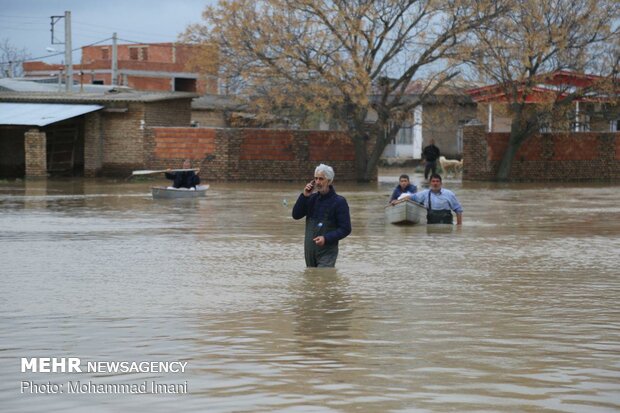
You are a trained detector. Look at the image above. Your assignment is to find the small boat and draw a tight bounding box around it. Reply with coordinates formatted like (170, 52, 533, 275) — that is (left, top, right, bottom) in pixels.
(385, 199, 426, 225)
(151, 185, 209, 199)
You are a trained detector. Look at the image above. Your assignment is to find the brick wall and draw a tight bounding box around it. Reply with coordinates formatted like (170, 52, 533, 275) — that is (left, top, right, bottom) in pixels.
(191, 110, 227, 127)
(126, 76, 172, 92)
(463, 124, 620, 181)
(101, 103, 146, 174)
(84, 112, 103, 177)
(146, 127, 361, 181)
(98, 99, 192, 175)
(24, 129, 47, 177)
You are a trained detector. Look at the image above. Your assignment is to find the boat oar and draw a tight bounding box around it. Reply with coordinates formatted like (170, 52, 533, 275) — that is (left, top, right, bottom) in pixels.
(131, 168, 199, 176)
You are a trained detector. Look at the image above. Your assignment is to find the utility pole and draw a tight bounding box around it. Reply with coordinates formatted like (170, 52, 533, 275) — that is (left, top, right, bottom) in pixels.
(64, 10, 72, 93)
(112, 32, 118, 86)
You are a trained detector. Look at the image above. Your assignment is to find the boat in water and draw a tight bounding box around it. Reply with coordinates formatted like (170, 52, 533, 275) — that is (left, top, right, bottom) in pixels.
(384, 199, 426, 225)
(151, 185, 209, 199)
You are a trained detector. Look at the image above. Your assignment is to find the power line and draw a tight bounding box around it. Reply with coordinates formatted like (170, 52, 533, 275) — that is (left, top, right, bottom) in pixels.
(0, 37, 112, 65)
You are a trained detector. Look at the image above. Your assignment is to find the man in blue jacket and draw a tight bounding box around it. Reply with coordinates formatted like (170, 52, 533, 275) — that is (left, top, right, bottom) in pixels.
(389, 174, 417, 205)
(292, 164, 351, 268)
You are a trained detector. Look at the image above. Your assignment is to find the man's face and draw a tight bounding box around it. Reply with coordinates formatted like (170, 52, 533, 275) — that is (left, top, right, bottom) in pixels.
(430, 177, 442, 191)
(399, 178, 410, 190)
(183, 160, 191, 169)
(314, 172, 330, 194)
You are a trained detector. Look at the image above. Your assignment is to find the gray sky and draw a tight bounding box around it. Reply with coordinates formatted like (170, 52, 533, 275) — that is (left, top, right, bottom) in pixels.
(0, 0, 214, 64)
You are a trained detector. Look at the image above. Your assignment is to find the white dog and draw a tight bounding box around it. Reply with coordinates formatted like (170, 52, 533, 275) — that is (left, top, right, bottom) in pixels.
(439, 156, 463, 176)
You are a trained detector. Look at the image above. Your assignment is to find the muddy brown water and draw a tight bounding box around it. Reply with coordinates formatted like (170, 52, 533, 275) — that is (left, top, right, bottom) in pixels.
(1, 171, 619, 412)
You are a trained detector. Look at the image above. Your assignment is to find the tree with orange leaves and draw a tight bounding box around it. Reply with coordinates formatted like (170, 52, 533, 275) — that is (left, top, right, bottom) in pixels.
(181, 0, 505, 181)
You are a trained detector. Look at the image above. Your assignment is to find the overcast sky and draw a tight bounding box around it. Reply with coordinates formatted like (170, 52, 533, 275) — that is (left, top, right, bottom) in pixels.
(0, 0, 214, 64)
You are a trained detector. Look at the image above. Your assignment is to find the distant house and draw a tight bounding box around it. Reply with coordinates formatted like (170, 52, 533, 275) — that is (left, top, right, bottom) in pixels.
(380, 79, 478, 160)
(303, 79, 478, 160)
(467, 70, 620, 133)
(23, 42, 218, 94)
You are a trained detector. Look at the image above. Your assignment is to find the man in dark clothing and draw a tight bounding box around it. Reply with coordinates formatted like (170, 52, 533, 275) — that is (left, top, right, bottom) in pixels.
(292, 164, 351, 268)
(165, 159, 201, 188)
(389, 174, 417, 205)
(422, 139, 440, 180)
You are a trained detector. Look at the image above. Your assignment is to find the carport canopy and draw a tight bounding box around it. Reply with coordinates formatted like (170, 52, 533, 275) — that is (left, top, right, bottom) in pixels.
(0, 103, 103, 126)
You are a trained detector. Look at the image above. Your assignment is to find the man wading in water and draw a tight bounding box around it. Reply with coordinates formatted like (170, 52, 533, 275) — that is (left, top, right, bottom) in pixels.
(292, 164, 351, 268)
(404, 173, 463, 225)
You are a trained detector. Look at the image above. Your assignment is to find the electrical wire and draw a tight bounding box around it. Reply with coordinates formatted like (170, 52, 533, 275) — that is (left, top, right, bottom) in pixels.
(0, 37, 112, 65)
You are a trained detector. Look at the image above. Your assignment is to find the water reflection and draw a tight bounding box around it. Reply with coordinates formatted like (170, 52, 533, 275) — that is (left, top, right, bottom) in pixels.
(1, 174, 619, 412)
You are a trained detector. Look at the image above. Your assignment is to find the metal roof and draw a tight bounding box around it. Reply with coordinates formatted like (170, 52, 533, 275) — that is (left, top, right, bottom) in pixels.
(0, 90, 198, 103)
(0, 103, 103, 126)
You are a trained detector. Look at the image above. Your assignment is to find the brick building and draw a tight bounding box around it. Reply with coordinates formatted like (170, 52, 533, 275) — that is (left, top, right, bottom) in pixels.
(0, 90, 197, 178)
(467, 70, 620, 133)
(23, 42, 217, 94)
(0, 87, 366, 181)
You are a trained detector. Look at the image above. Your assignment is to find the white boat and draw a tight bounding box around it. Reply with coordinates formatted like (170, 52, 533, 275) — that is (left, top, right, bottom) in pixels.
(385, 199, 426, 225)
(151, 185, 209, 199)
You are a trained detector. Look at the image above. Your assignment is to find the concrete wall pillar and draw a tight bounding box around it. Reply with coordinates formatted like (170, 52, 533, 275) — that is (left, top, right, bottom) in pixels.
(84, 111, 103, 177)
(24, 128, 47, 178)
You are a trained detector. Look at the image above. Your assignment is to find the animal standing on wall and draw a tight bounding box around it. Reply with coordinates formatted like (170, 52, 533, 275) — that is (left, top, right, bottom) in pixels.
(439, 156, 463, 177)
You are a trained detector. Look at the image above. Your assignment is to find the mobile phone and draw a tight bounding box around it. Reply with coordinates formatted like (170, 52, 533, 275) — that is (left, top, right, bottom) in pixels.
(306, 179, 315, 193)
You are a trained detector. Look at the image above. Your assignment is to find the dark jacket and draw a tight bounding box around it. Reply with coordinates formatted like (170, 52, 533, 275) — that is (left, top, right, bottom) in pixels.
(422, 144, 440, 162)
(165, 171, 200, 188)
(292, 185, 351, 245)
(389, 183, 417, 202)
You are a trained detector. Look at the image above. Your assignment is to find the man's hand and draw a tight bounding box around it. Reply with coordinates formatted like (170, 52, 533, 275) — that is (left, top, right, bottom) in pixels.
(312, 236, 325, 247)
(303, 180, 315, 197)
(195, 168, 200, 175)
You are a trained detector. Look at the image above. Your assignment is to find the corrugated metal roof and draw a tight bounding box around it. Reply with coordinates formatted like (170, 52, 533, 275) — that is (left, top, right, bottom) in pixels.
(0, 103, 103, 126)
(0, 90, 198, 103)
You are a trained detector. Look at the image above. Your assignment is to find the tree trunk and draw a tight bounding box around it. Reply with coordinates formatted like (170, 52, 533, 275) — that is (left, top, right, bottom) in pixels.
(496, 128, 528, 181)
(496, 105, 535, 181)
(352, 132, 369, 182)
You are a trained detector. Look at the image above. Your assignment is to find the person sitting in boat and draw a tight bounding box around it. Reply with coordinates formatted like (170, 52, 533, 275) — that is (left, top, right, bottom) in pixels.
(389, 174, 417, 205)
(165, 159, 200, 189)
(403, 173, 462, 225)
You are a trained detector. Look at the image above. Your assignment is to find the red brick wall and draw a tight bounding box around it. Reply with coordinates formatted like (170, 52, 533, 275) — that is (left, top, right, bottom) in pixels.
(487, 133, 545, 161)
(464, 125, 620, 181)
(152, 128, 216, 161)
(146, 127, 361, 181)
(126, 76, 171, 91)
(551, 134, 599, 161)
(308, 132, 356, 161)
(240, 130, 294, 160)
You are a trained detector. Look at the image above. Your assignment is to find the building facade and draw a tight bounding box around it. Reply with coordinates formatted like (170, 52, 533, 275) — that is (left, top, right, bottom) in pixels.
(23, 42, 217, 94)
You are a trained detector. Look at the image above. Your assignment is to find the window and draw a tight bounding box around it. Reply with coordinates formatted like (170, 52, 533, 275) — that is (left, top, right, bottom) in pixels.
(611, 119, 620, 132)
(101, 48, 109, 60)
(129, 46, 148, 61)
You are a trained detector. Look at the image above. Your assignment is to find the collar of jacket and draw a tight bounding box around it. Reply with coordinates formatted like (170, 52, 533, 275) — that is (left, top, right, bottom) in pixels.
(318, 185, 335, 199)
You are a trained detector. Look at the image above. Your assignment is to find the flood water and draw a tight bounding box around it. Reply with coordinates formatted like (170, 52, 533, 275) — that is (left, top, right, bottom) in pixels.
(1, 171, 619, 412)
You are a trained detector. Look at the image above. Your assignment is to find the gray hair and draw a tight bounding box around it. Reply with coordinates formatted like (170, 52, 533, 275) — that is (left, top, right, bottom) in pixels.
(315, 163, 335, 182)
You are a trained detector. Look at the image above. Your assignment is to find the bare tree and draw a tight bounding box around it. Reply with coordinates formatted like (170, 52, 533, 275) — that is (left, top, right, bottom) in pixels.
(0, 38, 31, 78)
(181, 0, 506, 181)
